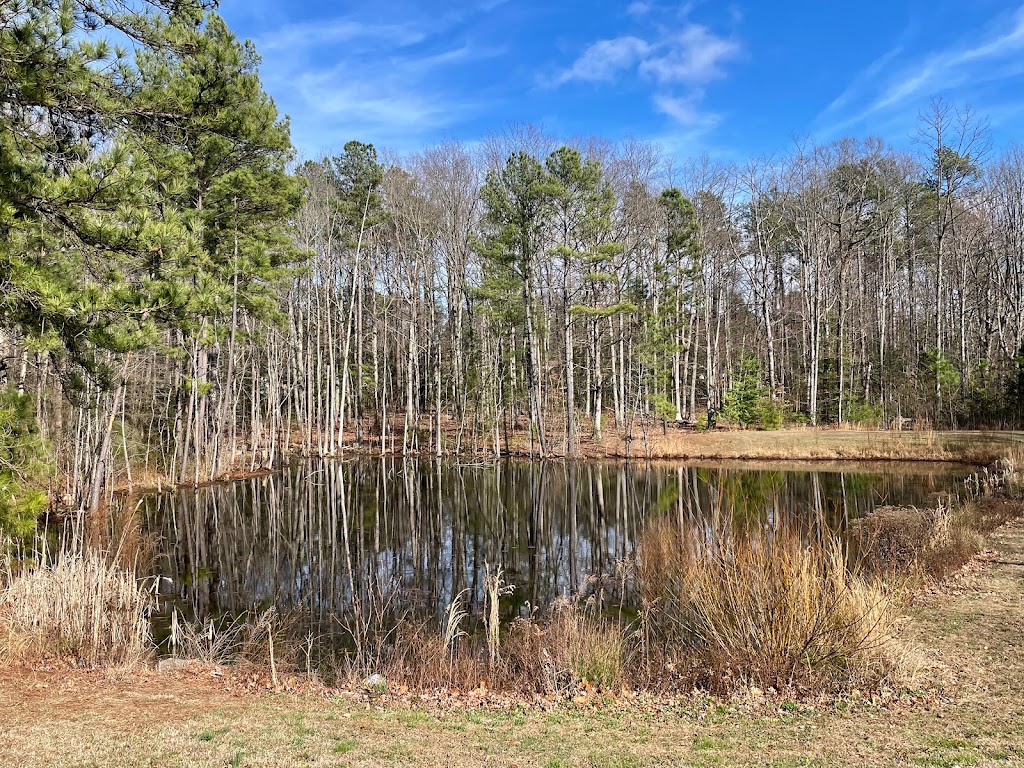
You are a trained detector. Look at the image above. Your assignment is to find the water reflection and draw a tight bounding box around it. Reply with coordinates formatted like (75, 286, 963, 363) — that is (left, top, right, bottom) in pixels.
(144, 459, 966, 629)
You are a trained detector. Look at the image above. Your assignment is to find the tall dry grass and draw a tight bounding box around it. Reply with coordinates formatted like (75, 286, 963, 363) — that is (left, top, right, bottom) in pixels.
(0, 545, 152, 667)
(852, 495, 1023, 583)
(168, 607, 311, 685)
(317, 520, 903, 697)
(634, 519, 903, 692)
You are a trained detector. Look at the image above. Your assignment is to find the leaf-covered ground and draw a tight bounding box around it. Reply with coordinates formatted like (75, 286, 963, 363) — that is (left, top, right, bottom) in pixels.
(2, 521, 1023, 767)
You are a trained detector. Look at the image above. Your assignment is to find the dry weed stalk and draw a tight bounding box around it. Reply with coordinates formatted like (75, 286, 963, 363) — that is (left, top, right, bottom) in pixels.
(172, 606, 302, 687)
(483, 563, 513, 668)
(442, 588, 468, 656)
(336, 581, 410, 680)
(0, 545, 151, 667)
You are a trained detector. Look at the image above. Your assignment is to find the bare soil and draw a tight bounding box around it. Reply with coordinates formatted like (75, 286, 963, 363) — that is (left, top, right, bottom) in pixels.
(3, 521, 1024, 767)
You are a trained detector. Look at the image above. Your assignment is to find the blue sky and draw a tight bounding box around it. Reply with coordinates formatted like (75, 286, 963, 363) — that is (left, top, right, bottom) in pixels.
(221, 0, 1024, 160)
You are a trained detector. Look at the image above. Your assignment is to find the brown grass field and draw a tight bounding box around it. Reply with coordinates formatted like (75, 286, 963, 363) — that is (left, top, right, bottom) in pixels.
(338, 419, 1024, 465)
(2, 517, 1023, 767)
(576, 427, 1024, 465)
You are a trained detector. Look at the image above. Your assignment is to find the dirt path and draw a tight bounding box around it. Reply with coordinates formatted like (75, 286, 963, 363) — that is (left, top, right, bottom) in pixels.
(2, 523, 1024, 767)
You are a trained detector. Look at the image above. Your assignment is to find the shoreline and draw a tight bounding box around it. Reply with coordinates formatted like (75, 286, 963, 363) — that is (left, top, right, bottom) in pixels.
(4, 513, 1023, 767)
(109, 428, 1020, 496)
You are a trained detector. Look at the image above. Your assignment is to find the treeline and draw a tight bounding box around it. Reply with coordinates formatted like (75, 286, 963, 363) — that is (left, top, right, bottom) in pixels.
(4, 2, 1024, 527)
(268, 117, 1024, 460)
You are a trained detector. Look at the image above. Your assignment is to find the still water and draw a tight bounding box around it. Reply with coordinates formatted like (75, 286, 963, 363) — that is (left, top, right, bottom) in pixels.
(143, 458, 969, 628)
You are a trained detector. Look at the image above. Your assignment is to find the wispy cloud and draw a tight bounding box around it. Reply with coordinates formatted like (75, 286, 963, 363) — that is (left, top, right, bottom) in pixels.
(554, 36, 652, 84)
(653, 93, 702, 125)
(256, 20, 425, 53)
(821, 45, 904, 117)
(638, 26, 740, 84)
(817, 5, 1024, 137)
(255, 13, 504, 152)
(553, 23, 741, 127)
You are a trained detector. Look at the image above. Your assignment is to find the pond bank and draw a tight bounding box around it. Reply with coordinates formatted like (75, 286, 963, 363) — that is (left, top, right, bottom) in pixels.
(551, 428, 1023, 465)
(108, 429, 1024, 498)
(2, 515, 1022, 767)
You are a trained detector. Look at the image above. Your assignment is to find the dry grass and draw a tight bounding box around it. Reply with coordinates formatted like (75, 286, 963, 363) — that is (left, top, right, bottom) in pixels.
(852, 494, 1024, 583)
(589, 428, 1017, 464)
(496, 605, 627, 694)
(330, 585, 627, 696)
(291, 413, 1022, 465)
(170, 608, 313, 686)
(0, 546, 152, 667)
(6, 520, 1024, 767)
(315, 518, 904, 698)
(634, 519, 903, 692)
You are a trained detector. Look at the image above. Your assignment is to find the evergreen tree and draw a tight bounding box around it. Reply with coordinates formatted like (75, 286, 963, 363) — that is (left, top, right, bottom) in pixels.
(479, 151, 560, 455)
(0, 387, 50, 539)
(126, 10, 303, 479)
(546, 146, 616, 453)
(0, 1, 205, 382)
(722, 356, 781, 430)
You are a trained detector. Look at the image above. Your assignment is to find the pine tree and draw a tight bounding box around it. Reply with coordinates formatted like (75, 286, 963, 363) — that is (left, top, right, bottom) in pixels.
(546, 147, 618, 452)
(479, 151, 560, 456)
(126, 10, 303, 480)
(0, 387, 50, 539)
(0, 1, 191, 379)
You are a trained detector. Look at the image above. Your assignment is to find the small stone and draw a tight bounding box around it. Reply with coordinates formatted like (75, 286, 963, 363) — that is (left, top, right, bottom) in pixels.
(363, 673, 387, 689)
(157, 658, 191, 674)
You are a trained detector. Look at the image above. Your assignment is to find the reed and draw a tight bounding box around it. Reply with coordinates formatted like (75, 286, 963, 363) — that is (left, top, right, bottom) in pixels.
(483, 563, 512, 668)
(0, 545, 152, 667)
(635, 519, 903, 691)
(442, 588, 469, 656)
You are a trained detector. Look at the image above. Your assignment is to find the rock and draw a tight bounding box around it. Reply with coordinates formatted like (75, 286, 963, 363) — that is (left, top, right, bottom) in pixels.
(363, 673, 387, 689)
(157, 657, 191, 674)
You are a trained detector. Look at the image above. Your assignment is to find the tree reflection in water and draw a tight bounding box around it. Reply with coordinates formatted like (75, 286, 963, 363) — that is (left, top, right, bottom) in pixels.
(143, 458, 964, 634)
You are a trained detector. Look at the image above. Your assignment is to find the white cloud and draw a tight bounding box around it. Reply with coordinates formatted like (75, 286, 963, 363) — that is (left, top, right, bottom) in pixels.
(821, 45, 904, 116)
(557, 25, 738, 87)
(639, 25, 740, 84)
(281, 47, 496, 152)
(257, 20, 425, 54)
(626, 2, 651, 16)
(554, 36, 652, 84)
(653, 93, 700, 124)
(255, 11, 503, 153)
(554, 22, 740, 127)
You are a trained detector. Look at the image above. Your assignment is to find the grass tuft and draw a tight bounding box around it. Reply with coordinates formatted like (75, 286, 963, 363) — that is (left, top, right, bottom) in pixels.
(0, 545, 151, 668)
(634, 519, 903, 692)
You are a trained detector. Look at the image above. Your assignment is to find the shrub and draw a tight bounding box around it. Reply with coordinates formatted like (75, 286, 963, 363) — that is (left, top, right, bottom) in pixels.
(842, 397, 883, 427)
(721, 357, 781, 430)
(852, 496, 1023, 582)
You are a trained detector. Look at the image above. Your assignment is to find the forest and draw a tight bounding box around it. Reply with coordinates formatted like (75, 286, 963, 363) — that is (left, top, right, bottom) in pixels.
(4, 0, 1024, 534)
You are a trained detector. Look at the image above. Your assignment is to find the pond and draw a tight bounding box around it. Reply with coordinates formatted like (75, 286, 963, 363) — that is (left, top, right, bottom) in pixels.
(142, 458, 972, 634)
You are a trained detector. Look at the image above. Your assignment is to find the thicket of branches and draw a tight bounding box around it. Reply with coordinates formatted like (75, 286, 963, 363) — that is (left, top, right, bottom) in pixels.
(4, 2, 1024, 527)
